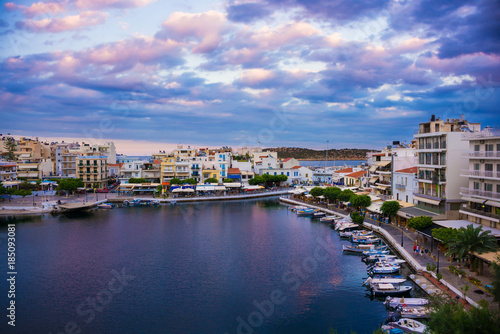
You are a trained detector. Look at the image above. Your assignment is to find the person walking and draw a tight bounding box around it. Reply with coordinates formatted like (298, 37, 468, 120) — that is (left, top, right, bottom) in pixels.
(413, 245, 417, 254)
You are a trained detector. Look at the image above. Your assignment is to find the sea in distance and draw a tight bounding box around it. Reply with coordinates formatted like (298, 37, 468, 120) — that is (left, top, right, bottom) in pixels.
(299, 160, 366, 168)
(0, 197, 419, 334)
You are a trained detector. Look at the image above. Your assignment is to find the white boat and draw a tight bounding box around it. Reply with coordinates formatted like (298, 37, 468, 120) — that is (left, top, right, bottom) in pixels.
(385, 318, 428, 334)
(369, 263, 400, 274)
(97, 203, 114, 209)
(371, 283, 412, 296)
(371, 258, 406, 266)
(364, 277, 407, 286)
(363, 254, 401, 263)
(320, 215, 338, 223)
(343, 244, 385, 254)
(337, 223, 359, 231)
(362, 249, 390, 256)
(311, 211, 326, 218)
(384, 297, 429, 309)
(296, 208, 315, 216)
(397, 306, 430, 319)
(351, 235, 381, 244)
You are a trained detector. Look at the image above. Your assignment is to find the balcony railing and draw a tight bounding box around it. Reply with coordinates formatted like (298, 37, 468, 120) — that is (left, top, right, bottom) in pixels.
(464, 151, 500, 158)
(460, 169, 500, 178)
(460, 187, 500, 199)
(460, 205, 500, 220)
(395, 184, 406, 190)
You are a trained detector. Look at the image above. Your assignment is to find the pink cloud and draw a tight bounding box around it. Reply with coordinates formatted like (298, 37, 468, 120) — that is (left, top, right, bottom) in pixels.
(239, 69, 275, 85)
(74, 0, 156, 10)
(4, 2, 66, 18)
(160, 11, 227, 53)
(252, 22, 321, 49)
(17, 11, 108, 33)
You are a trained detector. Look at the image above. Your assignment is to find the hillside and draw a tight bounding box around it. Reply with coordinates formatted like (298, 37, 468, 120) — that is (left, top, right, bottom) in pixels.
(264, 147, 374, 161)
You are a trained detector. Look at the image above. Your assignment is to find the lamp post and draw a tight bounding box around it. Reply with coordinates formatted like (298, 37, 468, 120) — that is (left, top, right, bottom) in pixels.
(437, 247, 440, 274)
(401, 226, 404, 247)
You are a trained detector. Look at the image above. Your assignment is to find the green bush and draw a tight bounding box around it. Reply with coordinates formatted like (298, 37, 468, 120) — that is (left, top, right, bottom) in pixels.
(408, 216, 433, 230)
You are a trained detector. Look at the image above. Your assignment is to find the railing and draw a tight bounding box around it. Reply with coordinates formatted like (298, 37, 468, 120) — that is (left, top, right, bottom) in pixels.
(395, 184, 406, 190)
(460, 169, 499, 178)
(460, 187, 500, 199)
(461, 129, 500, 139)
(460, 205, 500, 220)
(464, 151, 500, 158)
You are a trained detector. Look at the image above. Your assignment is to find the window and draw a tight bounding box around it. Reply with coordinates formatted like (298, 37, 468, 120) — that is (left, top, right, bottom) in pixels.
(497, 184, 500, 193)
(474, 163, 480, 170)
(287, 172, 290, 176)
(474, 144, 480, 152)
(485, 183, 493, 192)
(274, 172, 277, 175)
(486, 144, 494, 151)
(474, 182, 480, 190)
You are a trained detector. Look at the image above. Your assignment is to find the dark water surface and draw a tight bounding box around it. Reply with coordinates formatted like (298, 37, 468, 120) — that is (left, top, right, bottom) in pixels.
(0, 198, 415, 334)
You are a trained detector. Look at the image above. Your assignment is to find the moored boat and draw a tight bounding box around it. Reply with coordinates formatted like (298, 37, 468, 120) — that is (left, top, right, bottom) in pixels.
(396, 306, 430, 319)
(385, 318, 428, 334)
(369, 263, 400, 275)
(97, 203, 115, 209)
(371, 283, 412, 296)
(384, 297, 429, 309)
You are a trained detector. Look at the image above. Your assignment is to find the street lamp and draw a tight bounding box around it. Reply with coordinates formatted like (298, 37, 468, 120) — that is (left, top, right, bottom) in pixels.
(401, 226, 404, 247)
(437, 248, 440, 274)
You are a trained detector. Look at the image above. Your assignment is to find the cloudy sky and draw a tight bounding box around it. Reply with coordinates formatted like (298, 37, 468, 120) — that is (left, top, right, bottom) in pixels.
(0, 0, 499, 154)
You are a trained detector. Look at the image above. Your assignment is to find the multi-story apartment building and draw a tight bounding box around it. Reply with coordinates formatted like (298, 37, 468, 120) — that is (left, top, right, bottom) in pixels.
(91, 142, 117, 164)
(414, 115, 481, 214)
(160, 155, 176, 184)
(393, 167, 418, 204)
(76, 156, 109, 189)
(0, 162, 17, 182)
(61, 153, 77, 178)
(460, 127, 500, 229)
(16, 159, 53, 180)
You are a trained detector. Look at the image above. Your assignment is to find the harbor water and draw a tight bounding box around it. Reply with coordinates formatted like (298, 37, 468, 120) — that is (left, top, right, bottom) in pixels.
(0, 198, 418, 333)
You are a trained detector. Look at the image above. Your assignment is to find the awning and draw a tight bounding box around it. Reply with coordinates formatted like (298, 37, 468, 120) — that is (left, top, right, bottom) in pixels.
(486, 200, 500, 208)
(475, 251, 500, 264)
(414, 195, 442, 206)
(243, 185, 263, 190)
(434, 220, 500, 237)
(305, 194, 313, 198)
(369, 176, 379, 183)
(172, 188, 195, 193)
(317, 195, 325, 199)
(366, 201, 383, 213)
(397, 206, 438, 219)
(214, 185, 226, 191)
(376, 160, 391, 167)
(369, 165, 379, 172)
(196, 185, 215, 191)
(224, 183, 241, 187)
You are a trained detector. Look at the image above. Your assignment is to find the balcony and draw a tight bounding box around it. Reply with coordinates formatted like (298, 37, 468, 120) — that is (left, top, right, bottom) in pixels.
(460, 205, 500, 222)
(460, 187, 500, 200)
(464, 151, 500, 159)
(395, 184, 406, 190)
(460, 169, 500, 179)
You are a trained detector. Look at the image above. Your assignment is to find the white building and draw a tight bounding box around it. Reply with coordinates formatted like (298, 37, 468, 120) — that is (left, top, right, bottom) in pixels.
(393, 167, 418, 204)
(414, 115, 481, 215)
(459, 127, 500, 229)
(118, 156, 147, 181)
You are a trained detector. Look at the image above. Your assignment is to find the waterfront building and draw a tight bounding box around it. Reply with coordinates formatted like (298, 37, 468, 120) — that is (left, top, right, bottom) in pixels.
(76, 155, 109, 189)
(227, 168, 242, 182)
(344, 170, 367, 187)
(0, 162, 17, 182)
(459, 127, 500, 229)
(252, 151, 277, 174)
(15, 137, 50, 161)
(414, 115, 481, 215)
(118, 156, 148, 181)
(393, 167, 418, 204)
(108, 163, 122, 178)
(279, 158, 300, 169)
(160, 155, 176, 185)
(16, 159, 53, 180)
(201, 168, 219, 183)
(90, 142, 117, 164)
(60, 153, 77, 178)
(260, 167, 295, 185)
(141, 162, 161, 183)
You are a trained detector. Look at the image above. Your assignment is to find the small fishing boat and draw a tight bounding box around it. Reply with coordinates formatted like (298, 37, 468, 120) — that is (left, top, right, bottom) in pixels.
(296, 208, 315, 216)
(384, 318, 428, 334)
(384, 297, 429, 309)
(363, 276, 407, 286)
(97, 203, 114, 209)
(343, 244, 386, 254)
(371, 283, 412, 296)
(320, 215, 338, 223)
(362, 249, 390, 256)
(337, 223, 359, 232)
(311, 210, 326, 218)
(396, 306, 430, 319)
(363, 254, 400, 263)
(351, 235, 381, 244)
(369, 263, 400, 275)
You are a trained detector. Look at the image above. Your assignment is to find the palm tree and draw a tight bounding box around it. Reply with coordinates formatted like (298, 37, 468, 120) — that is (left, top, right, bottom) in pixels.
(445, 225, 498, 268)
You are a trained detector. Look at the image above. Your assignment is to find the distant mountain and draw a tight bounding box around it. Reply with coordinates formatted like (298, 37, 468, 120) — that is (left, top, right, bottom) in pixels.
(264, 147, 374, 161)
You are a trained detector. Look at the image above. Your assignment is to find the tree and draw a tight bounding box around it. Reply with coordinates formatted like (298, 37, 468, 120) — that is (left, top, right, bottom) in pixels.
(491, 256, 500, 306)
(351, 211, 364, 224)
(182, 178, 198, 184)
(277, 174, 288, 186)
(408, 216, 433, 230)
(380, 201, 401, 224)
(249, 175, 265, 185)
(128, 178, 147, 184)
(432, 227, 459, 245)
(57, 178, 84, 194)
(350, 194, 371, 211)
(223, 178, 233, 183)
(204, 177, 218, 184)
(445, 224, 498, 268)
(337, 189, 354, 202)
(3, 137, 16, 161)
(323, 187, 341, 202)
(14, 189, 32, 199)
(426, 294, 500, 334)
(170, 178, 182, 185)
(309, 187, 324, 197)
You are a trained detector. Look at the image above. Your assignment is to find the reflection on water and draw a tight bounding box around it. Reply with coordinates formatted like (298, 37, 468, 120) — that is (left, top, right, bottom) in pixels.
(0, 198, 411, 334)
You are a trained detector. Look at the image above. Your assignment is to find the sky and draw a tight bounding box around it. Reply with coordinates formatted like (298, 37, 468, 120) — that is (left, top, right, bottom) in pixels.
(0, 0, 499, 155)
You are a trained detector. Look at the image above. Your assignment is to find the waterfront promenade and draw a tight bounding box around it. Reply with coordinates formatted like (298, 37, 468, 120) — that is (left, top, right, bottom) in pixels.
(280, 196, 498, 309)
